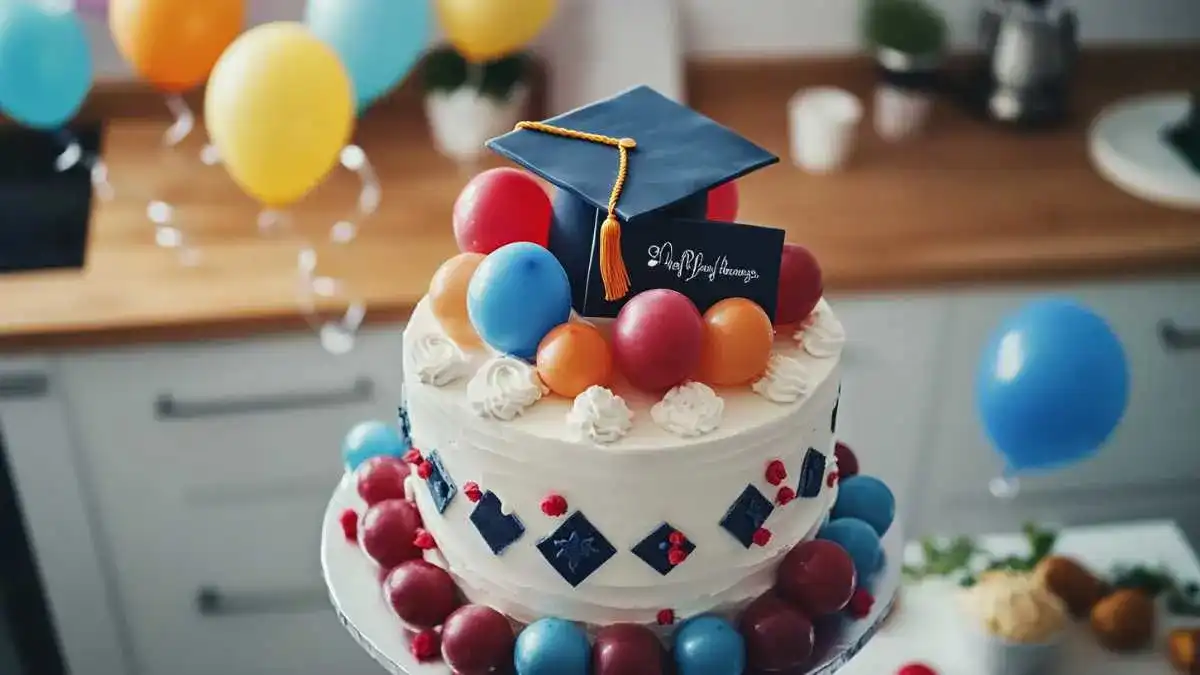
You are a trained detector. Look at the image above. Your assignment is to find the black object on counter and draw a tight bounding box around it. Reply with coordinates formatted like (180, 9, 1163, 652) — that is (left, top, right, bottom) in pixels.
(1164, 91, 1200, 173)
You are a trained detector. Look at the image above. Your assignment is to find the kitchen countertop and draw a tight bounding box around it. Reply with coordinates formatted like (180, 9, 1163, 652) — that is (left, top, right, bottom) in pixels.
(1, 48, 1197, 350)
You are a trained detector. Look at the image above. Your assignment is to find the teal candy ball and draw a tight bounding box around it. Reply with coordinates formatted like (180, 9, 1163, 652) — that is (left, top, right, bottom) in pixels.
(818, 518, 883, 582)
(341, 420, 407, 470)
(831, 475, 895, 536)
(467, 242, 572, 360)
(514, 617, 591, 675)
(673, 615, 745, 675)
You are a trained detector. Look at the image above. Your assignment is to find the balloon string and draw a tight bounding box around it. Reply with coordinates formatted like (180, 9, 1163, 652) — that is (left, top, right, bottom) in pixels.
(145, 94, 210, 267)
(54, 129, 114, 201)
(329, 145, 381, 245)
(163, 93, 221, 165)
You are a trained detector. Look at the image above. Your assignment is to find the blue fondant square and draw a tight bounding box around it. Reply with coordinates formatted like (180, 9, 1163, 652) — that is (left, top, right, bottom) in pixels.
(469, 491, 525, 555)
(631, 523, 696, 576)
(798, 447, 826, 498)
(424, 450, 457, 514)
(397, 405, 412, 447)
(537, 511, 617, 587)
(719, 485, 775, 548)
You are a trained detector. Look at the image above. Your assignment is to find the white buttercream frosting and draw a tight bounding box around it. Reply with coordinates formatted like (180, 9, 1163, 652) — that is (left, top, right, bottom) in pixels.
(411, 332, 469, 386)
(651, 381, 724, 437)
(795, 298, 846, 358)
(566, 386, 633, 444)
(466, 356, 547, 420)
(751, 353, 812, 403)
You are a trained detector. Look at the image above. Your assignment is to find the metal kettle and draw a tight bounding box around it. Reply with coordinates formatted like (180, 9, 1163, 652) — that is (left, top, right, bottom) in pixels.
(979, 0, 1079, 125)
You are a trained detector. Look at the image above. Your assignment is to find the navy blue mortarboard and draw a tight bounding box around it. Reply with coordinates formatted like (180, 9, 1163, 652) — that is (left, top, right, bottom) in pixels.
(486, 85, 779, 317)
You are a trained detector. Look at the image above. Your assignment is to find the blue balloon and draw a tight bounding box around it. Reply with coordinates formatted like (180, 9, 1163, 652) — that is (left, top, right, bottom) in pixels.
(514, 617, 591, 675)
(0, 2, 92, 129)
(673, 615, 745, 675)
(342, 420, 408, 471)
(305, 0, 431, 111)
(977, 298, 1128, 473)
(832, 475, 895, 536)
(467, 242, 572, 360)
(818, 518, 883, 581)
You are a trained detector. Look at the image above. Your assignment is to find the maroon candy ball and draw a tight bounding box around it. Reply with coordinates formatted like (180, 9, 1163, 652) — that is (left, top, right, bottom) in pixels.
(776, 243, 824, 326)
(611, 289, 705, 392)
(355, 456, 411, 506)
(384, 560, 460, 630)
(739, 592, 815, 672)
(834, 441, 860, 478)
(359, 499, 424, 570)
(592, 623, 666, 675)
(776, 540, 858, 616)
(441, 604, 515, 675)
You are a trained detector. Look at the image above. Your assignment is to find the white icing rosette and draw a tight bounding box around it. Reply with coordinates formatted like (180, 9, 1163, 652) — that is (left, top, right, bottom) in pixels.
(795, 298, 846, 358)
(411, 332, 469, 386)
(467, 356, 548, 420)
(651, 381, 724, 437)
(751, 353, 812, 403)
(566, 386, 633, 444)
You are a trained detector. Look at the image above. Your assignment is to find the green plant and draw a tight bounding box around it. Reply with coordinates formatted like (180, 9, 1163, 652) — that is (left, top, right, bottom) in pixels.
(861, 0, 949, 56)
(421, 45, 532, 101)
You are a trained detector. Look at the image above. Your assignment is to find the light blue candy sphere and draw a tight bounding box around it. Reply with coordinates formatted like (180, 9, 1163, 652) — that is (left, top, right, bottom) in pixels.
(818, 517, 883, 582)
(514, 617, 591, 675)
(673, 615, 745, 675)
(467, 242, 572, 360)
(341, 420, 407, 471)
(832, 475, 895, 536)
(0, 1, 92, 129)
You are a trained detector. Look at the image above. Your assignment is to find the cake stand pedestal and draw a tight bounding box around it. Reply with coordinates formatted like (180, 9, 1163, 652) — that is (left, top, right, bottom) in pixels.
(321, 477, 902, 675)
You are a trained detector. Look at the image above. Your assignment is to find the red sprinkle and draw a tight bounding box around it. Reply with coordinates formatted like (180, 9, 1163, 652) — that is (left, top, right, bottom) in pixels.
(413, 529, 437, 550)
(667, 547, 689, 566)
(848, 588, 875, 619)
(775, 486, 796, 505)
(402, 448, 423, 465)
(540, 494, 568, 518)
(765, 459, 788, 486)
(656, 609, 675, 625)
(752, 527, 773, 547)
(827, 471, 840, 487)
(338, 509, 359, 542)
(463, 481, 482, 503)
(410, 629, 441, 662)
(668, 531, 686, 546)
(416, 461, 433, 480)
(897, 664, 938, 675)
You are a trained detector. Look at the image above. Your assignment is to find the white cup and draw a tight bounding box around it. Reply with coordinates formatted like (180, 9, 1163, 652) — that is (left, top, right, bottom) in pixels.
(875, 85, 933, 142)
(788, 87, 864, 173)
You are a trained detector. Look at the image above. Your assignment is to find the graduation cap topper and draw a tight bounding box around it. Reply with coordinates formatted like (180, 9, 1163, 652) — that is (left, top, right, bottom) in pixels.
(488, 86, 785, 318)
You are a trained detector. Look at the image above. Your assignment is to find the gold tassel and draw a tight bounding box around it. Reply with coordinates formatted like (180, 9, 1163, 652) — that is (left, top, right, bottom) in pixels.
(599, 215, 630, 300)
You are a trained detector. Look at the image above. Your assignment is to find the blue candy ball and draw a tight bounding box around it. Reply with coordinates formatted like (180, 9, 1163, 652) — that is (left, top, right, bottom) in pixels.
(832, 475, 895, 536)
(818, 518, 883, 582)
(673, 615, 745, 675)
(514, 617, 591, 675)
(467, 242, 572, 360)
(341, 420, 407, 470)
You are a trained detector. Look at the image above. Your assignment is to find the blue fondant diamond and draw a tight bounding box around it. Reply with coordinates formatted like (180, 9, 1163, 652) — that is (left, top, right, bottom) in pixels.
(831, 385, 840, 433)
(396, 405, 413, 447)
(424, 450, 457, 514)
(720, 485, 775, 548)
(469, 491, 526, 555)
(537, 512, 616, 587)
(631, 523, 695, 576)
(798, 447, 826, 498)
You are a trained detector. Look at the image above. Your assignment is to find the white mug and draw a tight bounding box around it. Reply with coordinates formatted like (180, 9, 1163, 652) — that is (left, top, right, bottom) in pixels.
(788, 87, 864, 174)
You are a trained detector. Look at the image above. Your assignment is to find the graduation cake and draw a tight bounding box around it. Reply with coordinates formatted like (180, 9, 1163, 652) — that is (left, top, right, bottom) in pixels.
(334, 85, 897, 674)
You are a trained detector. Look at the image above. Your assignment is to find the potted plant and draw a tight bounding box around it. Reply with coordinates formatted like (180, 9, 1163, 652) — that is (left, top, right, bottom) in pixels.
(422, 45, 533, 165)
(861, 0, 949, 141)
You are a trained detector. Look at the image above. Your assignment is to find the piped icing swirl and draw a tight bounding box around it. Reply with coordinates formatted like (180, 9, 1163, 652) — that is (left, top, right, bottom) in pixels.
(467, 356, 547, 420)
(795, 298, 846, 358)
(412, 332, 469, 386)
(651, 381, 724, 437)
(751, 353, 812, 403)
(566, 386, 633, 444)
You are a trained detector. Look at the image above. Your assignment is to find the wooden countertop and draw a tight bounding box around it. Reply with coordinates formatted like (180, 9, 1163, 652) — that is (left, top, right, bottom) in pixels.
(2, 48, 1198, 349)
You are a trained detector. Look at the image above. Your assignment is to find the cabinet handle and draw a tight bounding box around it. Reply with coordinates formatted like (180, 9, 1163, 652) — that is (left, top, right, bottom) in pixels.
(1159, 320, 1200, 351)
(0, 372, 49, 400)
(155, 377, 375, 420)
(195, 585, 330, 618)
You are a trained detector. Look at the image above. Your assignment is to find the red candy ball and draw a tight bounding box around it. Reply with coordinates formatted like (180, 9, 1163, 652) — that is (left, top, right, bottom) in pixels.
(898, 663, 939, 675)
(707, 181, 739, 222)
(612, 289, 704, 392)
(776, 540, 858, 616)
(384, 560, 460, 630)
(592, 623, 666, 675)
(739, 593, 815, 672)
(776, 243, 824, 326)
(834, 441, 860, 478)
(441, 605, 515, 675)
(359, 499, 424, 570)
(453, 167, 552, 254)
(355, 456, 411, 506)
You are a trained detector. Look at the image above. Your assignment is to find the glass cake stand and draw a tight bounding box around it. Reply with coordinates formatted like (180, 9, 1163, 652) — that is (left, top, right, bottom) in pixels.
(321, 476, 902, 675)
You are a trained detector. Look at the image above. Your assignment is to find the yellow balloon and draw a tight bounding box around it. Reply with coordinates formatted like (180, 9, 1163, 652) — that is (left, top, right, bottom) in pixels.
(435, 0, 557, 62)
(204, 22, 354, 207)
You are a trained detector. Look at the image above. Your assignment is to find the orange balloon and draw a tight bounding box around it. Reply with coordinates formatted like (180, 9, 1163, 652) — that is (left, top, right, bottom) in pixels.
(697, 298, 775, 386)
(430, 253, 485, 349)
(110, 0, 246, 93)
(536, 323, 613, 398)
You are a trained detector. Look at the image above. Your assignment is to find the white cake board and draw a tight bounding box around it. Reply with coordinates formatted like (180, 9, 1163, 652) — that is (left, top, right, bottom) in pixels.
(321, 476, 902, 675)
(1088, 92, 1200, 211)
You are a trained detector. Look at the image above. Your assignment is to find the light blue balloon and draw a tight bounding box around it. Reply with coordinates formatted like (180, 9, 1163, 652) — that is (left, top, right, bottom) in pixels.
(342, 420, 408, 471)
(0, 1, 92, 129)
(976, 298, 1128, 473)
(305, 0, 431, 111)
(832, 475, 895, 537)
(514, 617, 590, 675)
(673, 615, 745, 675)
(818, 518, 883, 582)
(467, 242, 572, 360)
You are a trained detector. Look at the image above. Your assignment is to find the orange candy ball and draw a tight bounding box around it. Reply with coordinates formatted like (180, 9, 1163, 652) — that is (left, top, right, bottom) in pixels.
(429, 253, 485, 349)
(697, 298, 775, 386)
(535, 323, 613, 398)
